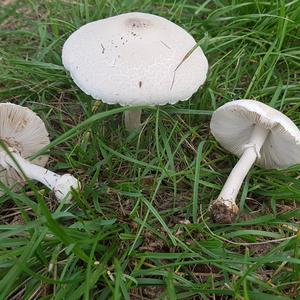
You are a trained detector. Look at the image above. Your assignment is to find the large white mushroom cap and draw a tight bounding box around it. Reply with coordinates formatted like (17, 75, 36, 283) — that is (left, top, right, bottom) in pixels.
(62, 12, 208, 106)
(210, 100, 300, 169)
(0, 103, 49, 191)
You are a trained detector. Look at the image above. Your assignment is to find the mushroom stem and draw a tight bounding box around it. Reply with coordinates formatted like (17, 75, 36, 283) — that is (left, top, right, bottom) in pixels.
(210, 125, 269, 223)
(0, 148, 80, 202)
(124, 109, 142, 131)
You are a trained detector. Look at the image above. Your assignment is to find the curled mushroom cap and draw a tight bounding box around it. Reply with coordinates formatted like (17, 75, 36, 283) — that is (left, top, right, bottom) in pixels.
(209, 100, 300, 223)
(0, 103, 49, 191)
(62, 12, 208, 130)
(0, 103, 80, 201)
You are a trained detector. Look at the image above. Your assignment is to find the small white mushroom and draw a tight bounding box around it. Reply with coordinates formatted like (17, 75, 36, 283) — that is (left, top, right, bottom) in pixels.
(0, 103, 80, 201)
(62, 12, 208, 130)
(209, 99, 300, 223)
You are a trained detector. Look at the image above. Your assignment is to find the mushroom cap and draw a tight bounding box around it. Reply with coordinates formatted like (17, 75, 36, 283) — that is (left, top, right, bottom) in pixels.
(62, 12, 208, 106)
(0, 103, 50, 191)
(210, 99, 300, 169)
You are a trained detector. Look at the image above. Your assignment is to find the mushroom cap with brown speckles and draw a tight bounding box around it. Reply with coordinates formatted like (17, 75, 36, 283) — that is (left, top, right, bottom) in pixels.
(62, 12, 208, 106)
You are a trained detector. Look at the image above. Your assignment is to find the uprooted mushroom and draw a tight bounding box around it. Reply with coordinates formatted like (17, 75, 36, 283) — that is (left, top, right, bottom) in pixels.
(0, 103, 80, 201)
(209, 99, 300, 223)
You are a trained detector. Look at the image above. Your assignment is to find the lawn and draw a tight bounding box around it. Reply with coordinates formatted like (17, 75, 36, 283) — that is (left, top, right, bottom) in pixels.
(1, 0, 300, 299)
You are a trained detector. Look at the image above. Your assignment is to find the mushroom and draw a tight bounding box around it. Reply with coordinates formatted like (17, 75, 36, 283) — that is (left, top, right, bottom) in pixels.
(62, 12, 208, 130)
(0, 103, 80, 201)
(209, 99, 300, 223)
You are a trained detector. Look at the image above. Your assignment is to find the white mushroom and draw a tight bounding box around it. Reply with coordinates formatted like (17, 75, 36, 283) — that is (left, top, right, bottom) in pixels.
(210, 99, 300, 223)
(0, 103, 80, 201)
(62, 12, 208, 130)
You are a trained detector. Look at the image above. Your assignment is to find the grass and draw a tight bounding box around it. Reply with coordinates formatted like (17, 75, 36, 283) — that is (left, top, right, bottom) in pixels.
(1, 0, 300, 299)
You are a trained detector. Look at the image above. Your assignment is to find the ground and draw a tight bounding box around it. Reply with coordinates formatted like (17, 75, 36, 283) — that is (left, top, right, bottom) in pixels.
(0, 0, 300, 299)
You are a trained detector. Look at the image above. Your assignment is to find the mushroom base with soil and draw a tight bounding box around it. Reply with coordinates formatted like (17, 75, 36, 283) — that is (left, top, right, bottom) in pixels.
(210, 199, 239, 224)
